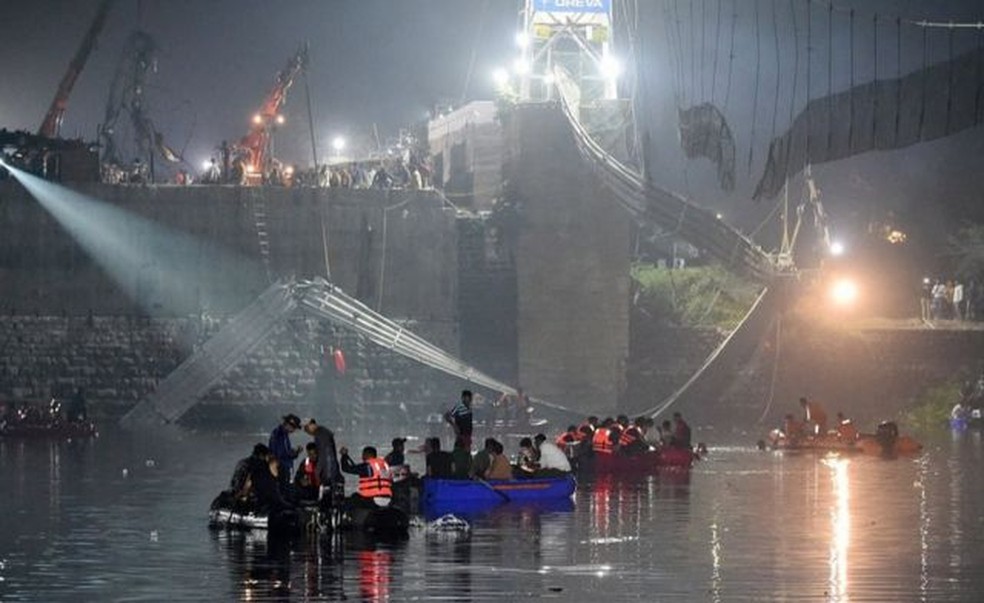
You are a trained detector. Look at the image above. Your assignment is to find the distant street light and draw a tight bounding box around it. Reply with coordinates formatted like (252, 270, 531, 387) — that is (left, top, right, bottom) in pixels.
(331, 137, 346, 158)
(829, 241, 845, 256)
(515, 32, 529, 49)
(600, 54, 623, 80)
(275, 114, 286, 125)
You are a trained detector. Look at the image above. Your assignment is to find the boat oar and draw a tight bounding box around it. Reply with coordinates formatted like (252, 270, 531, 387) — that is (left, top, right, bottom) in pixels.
(476, 477, 510, 502)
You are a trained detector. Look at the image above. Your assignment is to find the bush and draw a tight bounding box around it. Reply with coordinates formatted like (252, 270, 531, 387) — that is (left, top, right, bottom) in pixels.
(903, 378, 965, 431)
(630, 263, 760, 330)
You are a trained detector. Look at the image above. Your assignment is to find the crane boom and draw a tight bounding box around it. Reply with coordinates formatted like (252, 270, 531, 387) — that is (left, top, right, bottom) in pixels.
(238, 45, 308, 176)
(37, 0, 115, 139)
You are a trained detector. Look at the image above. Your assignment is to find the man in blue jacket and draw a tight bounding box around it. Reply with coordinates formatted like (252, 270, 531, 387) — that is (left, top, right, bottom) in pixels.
(268, 414, 302, 489)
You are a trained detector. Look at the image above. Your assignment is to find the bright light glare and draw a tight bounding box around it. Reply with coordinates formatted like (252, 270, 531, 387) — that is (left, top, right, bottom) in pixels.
(275, 114, 285, 125)
(252, 113, 263, 125)
(492, 67, 510, 86)
(332, 136, 346, 152)
(829, 241, 845, 256)
(830, 278, 858, 306)
(2, 164, 259, 314)
(543, 73, 556, 86)
(600, 54, 622, 79)
(515, 32, 529, 48)
(513, 57, 530, 75)
(201, 159, 212, 171)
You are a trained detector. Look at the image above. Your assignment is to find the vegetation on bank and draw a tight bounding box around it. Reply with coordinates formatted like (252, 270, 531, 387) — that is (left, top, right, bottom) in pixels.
(630, 263, 761, 330)
(903, 378, 964, 431)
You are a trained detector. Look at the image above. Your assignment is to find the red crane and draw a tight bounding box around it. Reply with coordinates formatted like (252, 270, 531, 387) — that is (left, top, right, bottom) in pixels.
(237, 45, 309, 180)
(37, 0, 116, 139)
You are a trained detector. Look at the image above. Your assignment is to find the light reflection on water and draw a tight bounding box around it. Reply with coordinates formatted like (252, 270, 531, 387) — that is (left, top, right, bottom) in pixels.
(1, 431, 984, 601)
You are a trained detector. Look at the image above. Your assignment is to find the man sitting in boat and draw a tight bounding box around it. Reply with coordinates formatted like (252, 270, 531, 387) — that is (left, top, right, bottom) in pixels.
(425, 437, 454, 479)
(451, 436, 472, 479)
(835, 412, 859, 442)
(800, 397, 828, 434)
(250, 451, 296, 517)
(293, 443, 321, 502)
(658, 420, 675, 448)
(215, 443, 271, 512)
(533, 433, 572, 476)
(340, 446, 393, 508)
(483, 440, 513, 480)
(516, 437, 539, 477)
(469, 437, 497, 479)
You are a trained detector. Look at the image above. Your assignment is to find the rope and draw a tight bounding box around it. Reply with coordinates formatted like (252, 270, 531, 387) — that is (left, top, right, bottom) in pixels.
(770, 0, 782, 145)
(895, 17, 902, 146)
(747, 0, 762, 175)
(711, 0, 723, 104)
(724, 0, 737, 109)
(756, 315, 782, 424)
(872, 14, 879, 144)
(849, 9, 855, 149)
(805, 0, 813, 162)
(785, 0, 800, 182)
(700, 0, 707, 100)
(827, 1, 834, 154)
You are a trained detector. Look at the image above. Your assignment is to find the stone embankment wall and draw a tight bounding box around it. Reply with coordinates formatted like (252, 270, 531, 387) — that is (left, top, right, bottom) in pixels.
(0, 313, 462, 424)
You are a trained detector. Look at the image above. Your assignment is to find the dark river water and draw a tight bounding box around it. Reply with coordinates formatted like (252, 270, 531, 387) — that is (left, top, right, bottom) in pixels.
(1, 426, 983, 602)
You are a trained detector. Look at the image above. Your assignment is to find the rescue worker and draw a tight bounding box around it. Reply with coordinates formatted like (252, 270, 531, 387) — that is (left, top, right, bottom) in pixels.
(444, 390, 474, 449)
(303, 418, 342, 494)
(555, 425, 580, 453)
(269, 414, 302, 489)
(577, 416, 599, 442)
(800, 397, 829, 434)
(835, 412, 858, 441)
(293, 443, 320, 501)
(619, 417, 649, 456)
(340, 446, 392, 508)
(592, 418, 617, 455)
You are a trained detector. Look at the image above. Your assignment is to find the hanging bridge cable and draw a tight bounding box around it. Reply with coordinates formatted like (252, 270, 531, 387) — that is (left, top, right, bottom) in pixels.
(724, 0, 738, 110)
(711, 0, 723, 104)
(919, 24, 928, 139)
(769, 0, 782, 146)
(848, 9, 855, 149)
(945, 26, 955, 134)
(976, 27, 983, 126)
(871, 14, 879, 145)
(755, 316, 782, 424)
(787, 0, 800, 136)
(665, 0, 685, 105)
(747, 0, 762, 175)
(805, 0, 813, 162)
(673, 0, 689, 104)
(699, 0, 706, 100)
(827, 1, 834, 155)
(689, 0, 697, 104)
(895, 17, 902, 146)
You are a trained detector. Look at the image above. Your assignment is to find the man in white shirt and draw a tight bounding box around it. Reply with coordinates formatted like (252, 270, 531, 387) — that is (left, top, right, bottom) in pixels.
(533, 433, 572, 475)
(953, 281, 964, 320)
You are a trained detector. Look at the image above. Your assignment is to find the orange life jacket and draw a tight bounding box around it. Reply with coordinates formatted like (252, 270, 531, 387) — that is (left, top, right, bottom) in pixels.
(556, 432, 577, 450)
(576, 421, 595, 441)
(592, 428, 614, 454)
(358, 457, 392, 498)
(619, 425, 641, 447)
(301, 457, 320, 487)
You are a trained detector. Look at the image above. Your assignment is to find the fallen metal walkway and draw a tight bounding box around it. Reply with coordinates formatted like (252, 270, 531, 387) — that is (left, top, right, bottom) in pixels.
(120, 278, 531, 427)
(554, 70, 775, 282)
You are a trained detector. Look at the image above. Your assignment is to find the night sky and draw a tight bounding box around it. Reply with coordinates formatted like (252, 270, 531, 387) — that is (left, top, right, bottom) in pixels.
(0, 0, 519, 166)
(1, 0, 983, 253)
